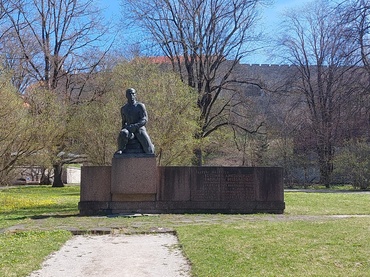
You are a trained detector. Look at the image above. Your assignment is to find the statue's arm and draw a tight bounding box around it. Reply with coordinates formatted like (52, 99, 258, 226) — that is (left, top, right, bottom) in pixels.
(121, 106, 127, 129)
(134, 103, 148, 128)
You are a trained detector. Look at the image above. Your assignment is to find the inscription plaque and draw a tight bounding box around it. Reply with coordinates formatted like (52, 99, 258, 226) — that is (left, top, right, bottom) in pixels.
(191, 167, 256, 202)
(222, 168, 255, 202)
(221, 168, 255, 202)
(191, 168, 221, 201)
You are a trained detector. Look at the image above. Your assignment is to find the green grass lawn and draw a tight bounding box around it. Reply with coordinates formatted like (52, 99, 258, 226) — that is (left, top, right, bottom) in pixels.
(0, 185, 369, 277)
(178, 218, 370, 277)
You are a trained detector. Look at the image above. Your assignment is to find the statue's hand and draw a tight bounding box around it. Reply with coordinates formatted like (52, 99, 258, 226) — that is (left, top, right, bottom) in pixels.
(126, 124, 137, 133)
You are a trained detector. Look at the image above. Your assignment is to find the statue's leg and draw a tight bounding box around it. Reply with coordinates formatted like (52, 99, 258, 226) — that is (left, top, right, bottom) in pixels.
(136, 129, 155, 154)
(117, 129, 130, 151)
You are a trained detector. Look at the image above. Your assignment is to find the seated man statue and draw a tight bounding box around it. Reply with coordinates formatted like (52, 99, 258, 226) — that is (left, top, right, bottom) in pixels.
(115, 88, 155, 155)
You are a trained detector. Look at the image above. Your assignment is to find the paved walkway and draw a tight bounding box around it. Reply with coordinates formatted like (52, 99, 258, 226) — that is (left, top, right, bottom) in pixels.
(28, 233, 191, 277)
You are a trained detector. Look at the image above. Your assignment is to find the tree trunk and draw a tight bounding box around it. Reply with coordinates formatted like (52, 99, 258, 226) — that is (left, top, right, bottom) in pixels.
(319, 165, 332, 188)
(52, 163, 64, 187)
(318, 144, 334, 188)
(39, 167, 52, 185)
(192, 148, 202, 166)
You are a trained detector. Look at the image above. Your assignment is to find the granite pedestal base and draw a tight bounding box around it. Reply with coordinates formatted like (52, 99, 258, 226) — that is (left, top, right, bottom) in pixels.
(111, 156, 157, 202)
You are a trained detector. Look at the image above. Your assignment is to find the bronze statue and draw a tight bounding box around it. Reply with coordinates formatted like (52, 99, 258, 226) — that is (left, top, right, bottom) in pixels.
(115, 88, 155, 155)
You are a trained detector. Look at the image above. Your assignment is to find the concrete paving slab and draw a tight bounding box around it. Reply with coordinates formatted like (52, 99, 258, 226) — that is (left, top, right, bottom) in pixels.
(28, 233, 191, 277)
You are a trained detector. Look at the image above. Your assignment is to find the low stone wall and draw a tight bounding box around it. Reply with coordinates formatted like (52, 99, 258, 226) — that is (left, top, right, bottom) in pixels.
(79, 162, 285, 215)
(155, 166, 284, 213)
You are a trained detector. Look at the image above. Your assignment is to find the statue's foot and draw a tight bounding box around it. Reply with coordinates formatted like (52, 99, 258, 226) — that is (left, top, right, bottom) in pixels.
(114, 150, 123, 155)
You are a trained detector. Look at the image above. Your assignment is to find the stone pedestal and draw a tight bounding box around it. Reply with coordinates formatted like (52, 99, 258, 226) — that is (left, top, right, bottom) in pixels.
(111, 156, 157, 201)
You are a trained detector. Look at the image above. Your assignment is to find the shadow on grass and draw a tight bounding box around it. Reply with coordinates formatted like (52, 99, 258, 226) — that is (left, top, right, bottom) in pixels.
(1, 215, 29, 221)
(1, 203, 79, 224)
(285, 189, 370, 193)
(30, 214, 80, 220)
(1, 211, 79, 222)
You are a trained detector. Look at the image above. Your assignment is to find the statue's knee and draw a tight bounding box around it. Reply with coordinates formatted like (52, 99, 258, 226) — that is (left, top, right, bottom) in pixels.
(120, 129, 130, 138)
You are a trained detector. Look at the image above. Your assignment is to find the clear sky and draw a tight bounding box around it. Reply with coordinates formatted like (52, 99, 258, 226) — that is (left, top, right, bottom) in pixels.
(262, 0, 310, 26)
(256, 0, 312, 63)
(96, 0, 309, 18)
(96, 0, 311, 64)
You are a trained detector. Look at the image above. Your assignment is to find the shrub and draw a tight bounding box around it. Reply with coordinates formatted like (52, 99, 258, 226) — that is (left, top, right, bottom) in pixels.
(333, 139, 370, 189)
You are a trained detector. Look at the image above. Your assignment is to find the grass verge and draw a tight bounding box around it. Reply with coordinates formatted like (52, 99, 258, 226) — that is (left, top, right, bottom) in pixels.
(284, 191, 370, 215)
(0, 230, 72, 277)
(177, 218, 370, 277)
(0, 185, 80, 229)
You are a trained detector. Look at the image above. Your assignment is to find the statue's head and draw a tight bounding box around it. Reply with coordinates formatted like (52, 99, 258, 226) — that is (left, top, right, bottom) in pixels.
(126, 88, 136, 104)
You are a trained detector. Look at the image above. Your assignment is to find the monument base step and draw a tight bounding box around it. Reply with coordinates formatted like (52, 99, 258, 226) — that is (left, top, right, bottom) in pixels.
(78, 200, 285, 216)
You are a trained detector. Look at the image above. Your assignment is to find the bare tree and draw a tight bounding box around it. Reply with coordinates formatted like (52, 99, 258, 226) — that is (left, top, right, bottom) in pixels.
(0, 0, 111, 92)
(0, 0, 112, 186)
(279, 0, 364, 187)
(341, 0, 370, 72)
(340, 0, 370, 128)
(122, 0, 269, 164)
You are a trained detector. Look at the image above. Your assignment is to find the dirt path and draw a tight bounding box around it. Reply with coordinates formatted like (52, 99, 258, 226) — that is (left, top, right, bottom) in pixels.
(28, 233, 191, 277)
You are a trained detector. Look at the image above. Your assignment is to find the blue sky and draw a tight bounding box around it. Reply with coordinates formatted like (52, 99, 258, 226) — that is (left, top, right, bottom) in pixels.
(263, 0, 310, 25)
(96, 0, 311, 63)
(96, 0, 308, 17)
(97, 0, 311, 27)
